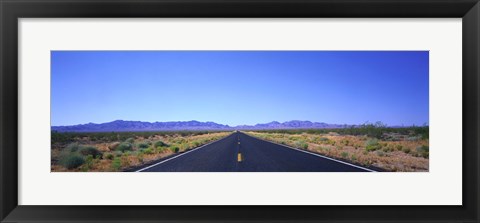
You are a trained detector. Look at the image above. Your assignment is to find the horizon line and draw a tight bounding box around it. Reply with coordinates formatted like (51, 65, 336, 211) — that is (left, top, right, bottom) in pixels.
(51, 119, 429, 128)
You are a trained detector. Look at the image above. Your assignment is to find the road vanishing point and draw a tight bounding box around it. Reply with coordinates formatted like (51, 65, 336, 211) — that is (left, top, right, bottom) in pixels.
(136, 132, 375, 172)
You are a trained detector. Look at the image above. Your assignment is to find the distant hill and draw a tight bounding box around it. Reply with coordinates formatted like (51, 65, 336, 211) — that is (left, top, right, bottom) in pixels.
(51, 120, 347, 132)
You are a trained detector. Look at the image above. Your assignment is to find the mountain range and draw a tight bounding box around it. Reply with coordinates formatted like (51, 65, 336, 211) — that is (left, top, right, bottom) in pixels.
(51, 120, 347, 132)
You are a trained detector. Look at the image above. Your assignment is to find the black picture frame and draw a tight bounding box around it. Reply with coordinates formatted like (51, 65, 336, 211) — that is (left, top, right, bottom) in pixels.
(1, 0, 479, 222)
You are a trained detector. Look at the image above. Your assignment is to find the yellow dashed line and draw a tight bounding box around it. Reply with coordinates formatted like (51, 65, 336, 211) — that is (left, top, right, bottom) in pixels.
(237, 153, 243, 162)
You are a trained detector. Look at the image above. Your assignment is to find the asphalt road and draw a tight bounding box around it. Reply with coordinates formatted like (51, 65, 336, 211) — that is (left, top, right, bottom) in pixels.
(138, 132, 373, 172)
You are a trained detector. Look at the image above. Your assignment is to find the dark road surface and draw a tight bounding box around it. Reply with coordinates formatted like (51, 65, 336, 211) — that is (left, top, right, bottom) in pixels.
(138, 132, 374, 172)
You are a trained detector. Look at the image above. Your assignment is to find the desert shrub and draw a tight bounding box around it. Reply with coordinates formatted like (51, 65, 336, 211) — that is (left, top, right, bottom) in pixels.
(108, 142, 121, 151)
(382, 145, 394, 152)
(120, 155, 131, 166)
(376, 150, 385, 157)
(341, 152, 348, 158)
(143, 148, 154, 155)
(105, 153, 114, 160)
(365, 138, 382, 151)
(192, 141, 201, 147)
(116, 142, 133, 152)
(396, 145, 403, 151)
(156, 147, 167, 153)
(388, 145, 395, 151)
(51, 131, 74, 144)
(79, 146, 103, 158)
(351, 154, 357, 161)
(407, 136, 421, 141)
(295, 140, 308, 150)
(402, 147, 411, 154)
(81, 155, 94, 171)
(125, 138, 135, 143)
(154, 140, 168, 148)
(137, 142, 150, 149)
(65, 143, 80, 152)
(383, 133, 402, 141)
(416, 145, 429, 158)
(114, 151, 123, 157)
(60, 154, 85, 169)
(89, 135, 99, 142)
(170, 146, 180, 153)
(111, 157, 122, 171)
(137, 153, 144, 163)
(173, 137, 187, 144)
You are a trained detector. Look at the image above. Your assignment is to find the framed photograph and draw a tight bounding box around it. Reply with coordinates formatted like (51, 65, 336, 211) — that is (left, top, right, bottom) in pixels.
(1, 0, 479, 222)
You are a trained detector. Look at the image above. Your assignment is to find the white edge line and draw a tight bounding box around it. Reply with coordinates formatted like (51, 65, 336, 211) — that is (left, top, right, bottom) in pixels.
(135, 133, 234, 172)
(242, 132, 377, 172)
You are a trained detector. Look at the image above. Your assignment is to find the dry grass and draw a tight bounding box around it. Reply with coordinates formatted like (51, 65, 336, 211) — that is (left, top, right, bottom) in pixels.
(51, 131, 231, 172)
(246, 131, 428, 172)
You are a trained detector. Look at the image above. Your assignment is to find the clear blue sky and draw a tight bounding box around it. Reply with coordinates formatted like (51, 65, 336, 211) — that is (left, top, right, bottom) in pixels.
(51, 51, 428, 127)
